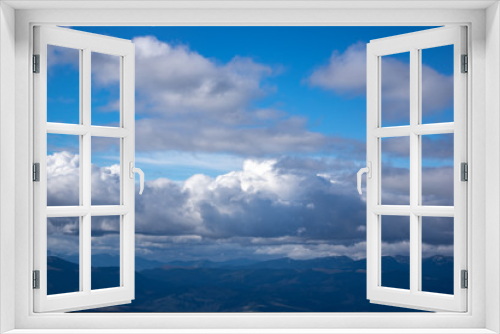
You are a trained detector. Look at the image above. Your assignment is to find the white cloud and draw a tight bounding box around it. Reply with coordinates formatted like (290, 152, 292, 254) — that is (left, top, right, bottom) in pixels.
(421, 243, 453, 258)
(381, 241, 410, 257)
(93, 35, 341, 156)
(51, 34, 363, 156)
(307, 42, 453, 121)
(307, 42, 367, 96)
(94, 36, 273, 118)
(255, 242, 367, 260)
(47, 152, 80, 206)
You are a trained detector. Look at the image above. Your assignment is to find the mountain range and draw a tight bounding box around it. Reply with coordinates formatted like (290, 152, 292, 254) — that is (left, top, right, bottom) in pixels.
(46, 254, 453, 312)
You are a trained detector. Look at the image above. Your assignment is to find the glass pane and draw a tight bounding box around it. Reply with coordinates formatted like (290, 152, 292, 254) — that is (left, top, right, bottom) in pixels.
(421, 217, 454, 295)
(91, 137, 121, 205)
(91, 215, 121, 290)
(47, 45, 80, 124)
(381, 52, 410, 127)
(381, 215, 410, 290)
(421, 134, 454, 206)
(92, 52, 121, 126)
(47, 217, 80, 295)
(381, 137, 410, 205)
(47, 134, 80, 206)
(421, 45, 454, 124)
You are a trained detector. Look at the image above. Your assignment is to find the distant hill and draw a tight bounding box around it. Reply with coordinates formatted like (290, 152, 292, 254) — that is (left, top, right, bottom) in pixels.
(60, 254, 167, 271)
(44, 255, 453, 312)
(164, 258, 258, 269)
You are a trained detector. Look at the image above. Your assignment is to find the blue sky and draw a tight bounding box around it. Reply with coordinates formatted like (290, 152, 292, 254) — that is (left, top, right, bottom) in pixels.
(47, 26, 453, 181)
(72, 26, 441, 139)
(46, 26, 455, 263)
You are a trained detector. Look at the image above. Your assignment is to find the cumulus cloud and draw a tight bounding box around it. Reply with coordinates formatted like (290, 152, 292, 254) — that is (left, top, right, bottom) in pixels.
(47, 152, 368, 260)
(307, 42, 453, 122)
(47, 152, 455, 261)
(135, 157, 367, 243)
(47, 152, 80, 206)
(93, 36, 273, 118)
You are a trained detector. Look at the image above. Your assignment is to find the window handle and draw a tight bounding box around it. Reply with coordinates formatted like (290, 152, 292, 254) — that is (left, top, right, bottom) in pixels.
(357, 162, 372, 195)
(129, 161, 145, 195)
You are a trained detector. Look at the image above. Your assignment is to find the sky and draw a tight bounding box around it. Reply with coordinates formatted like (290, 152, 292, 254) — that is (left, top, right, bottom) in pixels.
(46, 26, 455, 264)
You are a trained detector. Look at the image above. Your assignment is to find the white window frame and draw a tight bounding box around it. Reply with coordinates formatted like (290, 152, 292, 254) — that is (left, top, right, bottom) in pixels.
(366, 26, 468, 312)
(0, 1, 499, 333)
(33, 26, 136, 313)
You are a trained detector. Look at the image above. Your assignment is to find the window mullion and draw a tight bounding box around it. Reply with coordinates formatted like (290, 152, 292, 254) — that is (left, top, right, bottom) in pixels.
(409, 48, 420, 294)
(82, 47, 92, 294)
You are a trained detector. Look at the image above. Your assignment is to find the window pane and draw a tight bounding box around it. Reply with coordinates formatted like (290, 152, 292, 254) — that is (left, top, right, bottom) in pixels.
(381, 137, 410, 205)
(421, 45, 454, 124)
(421, 134, 454, 206)
(47, 217, 80, 295)
(47, 45, 80, 124)
(381, 215, 410, 290)
(91, 216, 121, 290)
(47, 134, 80, 206)
(92, 52, 121, 127)
(421, 217, 454, 295)
(91, 137, 121, 205)
(381, 52, 410, 127)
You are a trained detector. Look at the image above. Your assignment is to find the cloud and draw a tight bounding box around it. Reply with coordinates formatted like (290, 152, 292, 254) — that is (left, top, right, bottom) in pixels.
(92, 35, 273, 119)
(380, 165, 453, 206)
(49, 35, 367, 157)
(135, 116, 364, 156)
(255, 242, 367, 260)
(307, 42, 453, 122)
(47, 45, 79, 69)
(307, 42, 367, 96)
(47, 152, 80, 206)
(47, 152, 455, 261)
(47, 217, 80, 258)
(47, 152, 367, 260)
(88, 35, 346, 156)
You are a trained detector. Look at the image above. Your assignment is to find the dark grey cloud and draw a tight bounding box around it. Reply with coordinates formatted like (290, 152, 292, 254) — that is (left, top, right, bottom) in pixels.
(47, 217, 80, 258)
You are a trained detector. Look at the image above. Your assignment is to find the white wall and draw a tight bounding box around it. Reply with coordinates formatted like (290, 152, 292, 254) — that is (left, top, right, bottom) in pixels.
(0, 2, 16, 333)
(486, 2, 500, 333)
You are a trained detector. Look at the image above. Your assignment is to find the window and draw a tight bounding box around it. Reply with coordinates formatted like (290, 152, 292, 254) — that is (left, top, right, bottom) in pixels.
(34, 24, 468, 314)
(364, 26, 467, 312)
(33, 26, 142, 312)
(3, 2, 497, 333)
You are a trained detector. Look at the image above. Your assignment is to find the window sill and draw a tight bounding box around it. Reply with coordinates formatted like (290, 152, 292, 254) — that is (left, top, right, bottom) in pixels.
(4, 329, 498, 334)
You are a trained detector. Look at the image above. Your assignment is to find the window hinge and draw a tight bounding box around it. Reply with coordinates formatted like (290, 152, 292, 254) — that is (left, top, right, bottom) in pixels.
(461, 162, 468, 182)
(33, 163, 40, 182)
(461, 54, 468, 73)
(461, 270, 468, 289)
(33, 270, 40, 289)
(33, 54, 40, 73)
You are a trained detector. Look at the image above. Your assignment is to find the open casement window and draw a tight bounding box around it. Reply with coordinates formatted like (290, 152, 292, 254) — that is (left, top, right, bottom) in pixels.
(33, 26, 141, 312)
(364, 26, 467, 312)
